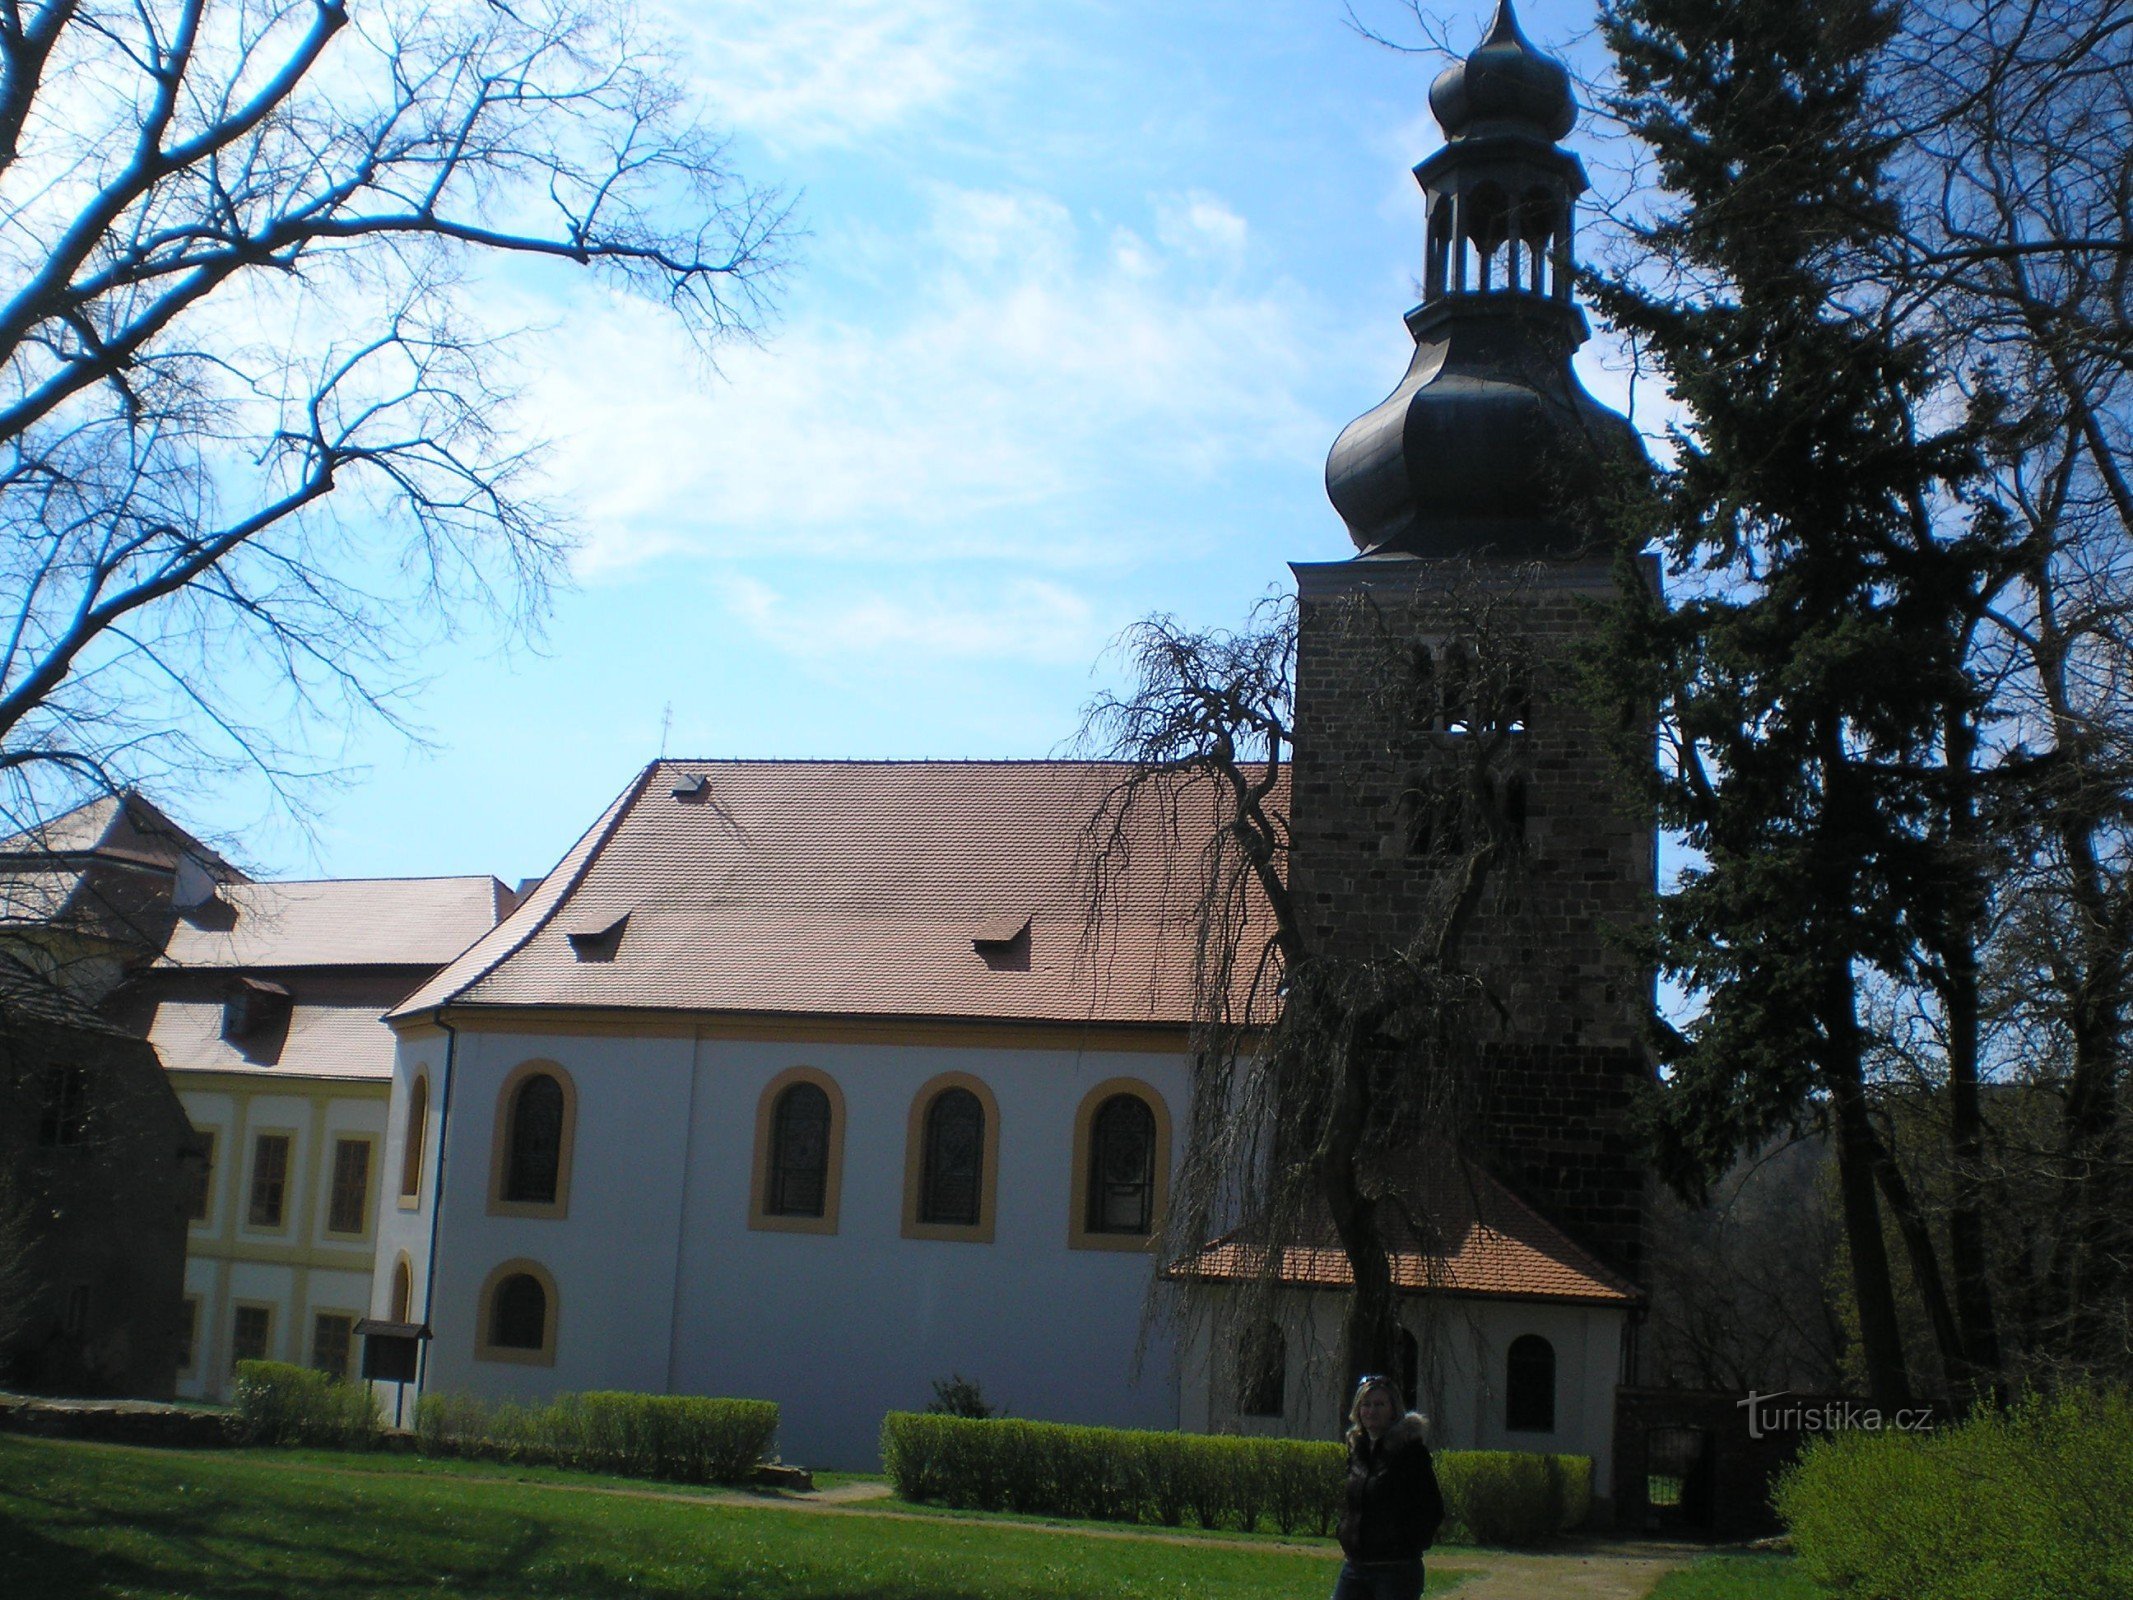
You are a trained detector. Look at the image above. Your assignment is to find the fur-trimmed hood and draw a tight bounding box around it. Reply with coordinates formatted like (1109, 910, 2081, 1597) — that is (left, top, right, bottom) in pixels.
(1351, 1411, 1431, 1455)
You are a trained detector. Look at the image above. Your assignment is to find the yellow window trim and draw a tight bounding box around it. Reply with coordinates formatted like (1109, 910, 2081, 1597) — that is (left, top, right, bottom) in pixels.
(747, 1067, 847, 1236)
(901, 1071, 1001, 1244)
(474, 1257, 559, 1367)
(1066, 1077, 1174, 1253)
(240, 1127, 301, 1237)
(398, 1071, 431, 1210)
(320, 1132, 380, 1242)
(485, 1060, 579, 1221)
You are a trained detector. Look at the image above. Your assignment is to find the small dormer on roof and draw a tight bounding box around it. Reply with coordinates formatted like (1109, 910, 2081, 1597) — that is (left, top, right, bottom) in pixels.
(1325, 0, 1644, 561)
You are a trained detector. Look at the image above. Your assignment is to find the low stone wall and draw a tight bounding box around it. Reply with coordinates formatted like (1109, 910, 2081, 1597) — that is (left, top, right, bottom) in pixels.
(0, 1391, 239, 1449)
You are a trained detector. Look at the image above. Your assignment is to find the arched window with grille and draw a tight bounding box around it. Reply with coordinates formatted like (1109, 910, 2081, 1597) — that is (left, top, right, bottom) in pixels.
(902, 1075, 999, 1242)
(476, 1259, 557, 1365)
(1505, 1334, 1556, 1432)
(1068, 1080, 1172, 1249)
(389, 1256, 412, 1323)
(751, 1069, 846, 1233)
(1086, 1095, 1155, 1233)
(488, 1063, 577, 1218)
(921, 1089, 983, 1225)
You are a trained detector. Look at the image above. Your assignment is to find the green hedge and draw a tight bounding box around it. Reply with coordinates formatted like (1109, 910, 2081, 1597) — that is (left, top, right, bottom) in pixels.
(233, 1360, 382, 1449)
(415, 1390, 778, 1485)
(880, 1412, 1588, 1544)
(1777, 1386, 2133, 1600)
(1436, 1450, 1591, 1545)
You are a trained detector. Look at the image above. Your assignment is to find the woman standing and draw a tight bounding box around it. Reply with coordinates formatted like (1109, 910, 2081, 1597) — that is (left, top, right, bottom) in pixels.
(1333, 1375, 1446, 1600)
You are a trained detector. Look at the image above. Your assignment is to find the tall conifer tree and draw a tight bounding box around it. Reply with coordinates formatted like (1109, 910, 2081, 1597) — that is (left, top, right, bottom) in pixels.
(1590, 0, 2005, 1405)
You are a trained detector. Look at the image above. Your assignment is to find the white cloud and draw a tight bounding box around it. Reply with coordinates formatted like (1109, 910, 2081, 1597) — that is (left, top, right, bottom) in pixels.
(719, 572, 1102, 667)
(652, 0, 998, 150)
(521, 181, 1331, 585)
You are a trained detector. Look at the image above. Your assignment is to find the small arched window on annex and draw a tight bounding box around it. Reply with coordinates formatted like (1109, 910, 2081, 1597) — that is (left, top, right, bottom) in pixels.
(901, 1072, 1001, 1244)
(398, 1072, 430, 1209)
(487, 1061, 578, 1220)
(1066, 1079, 1173, 1252)
(1505, 1333, 1557, 1433)
(474, 1258, 558, 1366)
(748, 1068, 847, 1235)
(1238, 1321, 1286, 1419)
(388, 1254, 414, 1324)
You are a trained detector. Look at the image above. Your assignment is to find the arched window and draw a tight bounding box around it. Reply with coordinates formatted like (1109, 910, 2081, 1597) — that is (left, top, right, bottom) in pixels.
(1239, 1322, 1286, 1418)
(1068, 1079, 1172, 1251)
(489, 1062, 577, 1218)
(475, 1259, 557, 1365)
(1506, 1334, 1556, 1432)
(769, 1082, 832, 1216)
(903, 1074, 1000, 1242)
(921, 1088, 984, 1226)
(399, 1075, 429, 1203)
(1086, 1095, 1155, 1234)
(505, 1074, 564, 1203)
(492, 1275, 546, 1348)
(389, 1257, 412, 1323)
(749, 1069, 846, 1234)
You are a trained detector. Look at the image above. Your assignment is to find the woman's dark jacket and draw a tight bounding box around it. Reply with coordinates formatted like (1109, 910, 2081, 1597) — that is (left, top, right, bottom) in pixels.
(1338, 1413, 1446, 1563)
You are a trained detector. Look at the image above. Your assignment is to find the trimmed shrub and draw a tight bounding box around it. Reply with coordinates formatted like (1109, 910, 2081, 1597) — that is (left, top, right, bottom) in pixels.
(878, 1411, 1587, 1545)
(1436, 1450, 1590, 1545)
(233, 1360, 382, 1449)
(1777, 1386, 2133, 1600)
(414, 1389, 778, 1485)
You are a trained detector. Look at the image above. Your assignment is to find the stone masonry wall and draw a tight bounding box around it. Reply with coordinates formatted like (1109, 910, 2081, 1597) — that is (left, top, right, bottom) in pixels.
(1290, 554, 1653, 1280)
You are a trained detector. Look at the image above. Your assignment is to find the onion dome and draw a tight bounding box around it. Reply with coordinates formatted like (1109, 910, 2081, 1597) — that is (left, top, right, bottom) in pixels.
(1324, 0, 1645, 561)
(1429, 0, 1576, 143)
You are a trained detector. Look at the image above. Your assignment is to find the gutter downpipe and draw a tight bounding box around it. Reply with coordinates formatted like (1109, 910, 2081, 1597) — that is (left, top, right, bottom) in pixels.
(414, 1007, 460, 1407)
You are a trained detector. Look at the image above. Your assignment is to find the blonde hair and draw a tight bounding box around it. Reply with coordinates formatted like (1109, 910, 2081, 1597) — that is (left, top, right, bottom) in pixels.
(1345, 1375, 1406, 1447)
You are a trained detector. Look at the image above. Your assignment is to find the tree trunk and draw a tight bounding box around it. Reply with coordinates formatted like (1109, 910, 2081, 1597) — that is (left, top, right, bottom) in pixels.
(1824, 964, 1913, 1409)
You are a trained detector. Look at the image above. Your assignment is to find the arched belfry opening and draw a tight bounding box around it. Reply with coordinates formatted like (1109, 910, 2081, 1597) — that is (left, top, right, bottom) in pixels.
(1295, 0, 1656, 1284)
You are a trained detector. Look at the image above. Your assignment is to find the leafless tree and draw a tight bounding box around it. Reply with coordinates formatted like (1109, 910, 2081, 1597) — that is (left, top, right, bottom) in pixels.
(0, 0, 788, 835)
(1077, 578, 1542, 1397)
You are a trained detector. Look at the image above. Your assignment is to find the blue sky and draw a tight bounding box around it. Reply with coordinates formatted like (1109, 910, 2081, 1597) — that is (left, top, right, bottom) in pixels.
(268, 0, 1642, 886)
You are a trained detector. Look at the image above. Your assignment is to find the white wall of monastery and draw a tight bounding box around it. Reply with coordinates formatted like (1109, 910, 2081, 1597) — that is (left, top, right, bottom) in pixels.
(376, 1023, 1192, 1469)
(1179, 1291, 1626, 1499)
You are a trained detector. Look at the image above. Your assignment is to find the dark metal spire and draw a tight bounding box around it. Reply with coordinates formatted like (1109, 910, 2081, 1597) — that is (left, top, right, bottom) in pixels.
(1323, 2, 1642, 561)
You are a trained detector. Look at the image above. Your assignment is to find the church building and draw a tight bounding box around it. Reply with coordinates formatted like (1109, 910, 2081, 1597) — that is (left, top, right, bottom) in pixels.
(370, 0, 1652, 1493)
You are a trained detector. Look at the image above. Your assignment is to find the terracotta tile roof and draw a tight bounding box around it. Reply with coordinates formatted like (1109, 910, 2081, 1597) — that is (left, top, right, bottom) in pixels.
(392, 760, 1273, 1028)
(1168, 1147, 1641, 1306)
(159, 877, 509, 970)
(147, 998, 401, 1080)
(0, 792, 241, 879)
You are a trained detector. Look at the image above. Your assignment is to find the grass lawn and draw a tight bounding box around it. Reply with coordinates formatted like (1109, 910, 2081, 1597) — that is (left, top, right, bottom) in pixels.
(0, 1436, 1475, 1599)
(1645, 1553, 1822, 1600)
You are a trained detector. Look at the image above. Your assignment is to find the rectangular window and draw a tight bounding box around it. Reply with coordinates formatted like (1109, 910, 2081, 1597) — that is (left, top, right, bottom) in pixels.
(247, 1134, 291, 1228)
(310, 1312, 354, 1379)
(326, 1139, 371, 1236)
(186, 1132, 215, 1222)
(37, 1064, 90, 1147)
(178, 1297, 199, 1371)
(230, 1305, 271, 1370)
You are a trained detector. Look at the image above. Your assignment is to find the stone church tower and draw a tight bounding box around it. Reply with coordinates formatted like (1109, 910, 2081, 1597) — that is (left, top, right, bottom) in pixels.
(1292, 0, 1653, 1281)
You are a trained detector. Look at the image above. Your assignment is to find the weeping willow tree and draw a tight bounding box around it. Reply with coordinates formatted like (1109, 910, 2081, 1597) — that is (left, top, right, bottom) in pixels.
(1077, 571, 1546, 1402)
